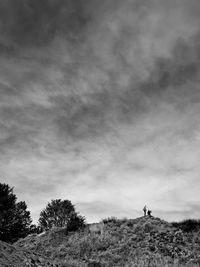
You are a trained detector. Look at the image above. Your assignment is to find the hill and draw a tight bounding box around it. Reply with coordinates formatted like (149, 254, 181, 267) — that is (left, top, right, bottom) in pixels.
(1, 216, 200, 266)
(0, 238, 59, 267)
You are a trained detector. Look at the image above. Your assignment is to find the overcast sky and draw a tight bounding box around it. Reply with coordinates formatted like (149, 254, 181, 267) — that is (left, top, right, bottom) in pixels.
(1, 0, 200, 223)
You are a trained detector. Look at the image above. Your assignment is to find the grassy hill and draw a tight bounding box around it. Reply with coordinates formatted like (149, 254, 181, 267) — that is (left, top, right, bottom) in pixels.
(1, 216, 200, 266)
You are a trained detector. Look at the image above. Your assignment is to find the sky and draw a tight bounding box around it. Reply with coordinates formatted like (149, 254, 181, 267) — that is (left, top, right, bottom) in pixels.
(1, 0, 200, 224)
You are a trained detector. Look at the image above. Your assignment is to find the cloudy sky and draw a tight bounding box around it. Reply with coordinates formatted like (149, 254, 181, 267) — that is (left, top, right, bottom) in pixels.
(1, 0, 200, 223)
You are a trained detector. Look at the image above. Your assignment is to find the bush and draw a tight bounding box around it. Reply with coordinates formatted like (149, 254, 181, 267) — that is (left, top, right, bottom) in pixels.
(102, 217, 118, 224)
(172, 219, 200, 232)
(67, 212, 85, 232)
(39, 199, 85, 231)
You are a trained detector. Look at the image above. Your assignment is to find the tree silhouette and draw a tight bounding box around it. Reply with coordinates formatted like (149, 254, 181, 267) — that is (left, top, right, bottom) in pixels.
(0, 183, 32, 243)
(39, 199, 85, 231)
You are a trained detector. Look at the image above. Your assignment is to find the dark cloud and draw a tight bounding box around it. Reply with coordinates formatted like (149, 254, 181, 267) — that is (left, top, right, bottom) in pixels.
(50, 31, 200, 141)
(0, 0, 199, 146)
(1, 0, 200, 222)
(0, 0, 91, 49)
(141, 35, 200, 97)
(51, 89, 147, 140)
(51, 93, 109, 139)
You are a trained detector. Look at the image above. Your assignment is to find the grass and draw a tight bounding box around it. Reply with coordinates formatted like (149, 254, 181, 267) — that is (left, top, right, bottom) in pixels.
(172, 219, 200, 233)
(14, 216, 200, 267)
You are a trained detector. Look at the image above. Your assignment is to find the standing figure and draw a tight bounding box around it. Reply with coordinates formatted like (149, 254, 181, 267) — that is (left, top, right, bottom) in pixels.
(143, 205, 147, 216)
(147, 209, 152, 217)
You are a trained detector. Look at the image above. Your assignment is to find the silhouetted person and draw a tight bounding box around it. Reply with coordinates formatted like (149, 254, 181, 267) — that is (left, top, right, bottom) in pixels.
(147, 209, 152, 217)
(143, 205, 147, 216)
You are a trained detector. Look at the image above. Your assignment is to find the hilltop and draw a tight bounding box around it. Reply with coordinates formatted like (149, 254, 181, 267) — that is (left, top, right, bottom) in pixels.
(1, 216, 200, 266)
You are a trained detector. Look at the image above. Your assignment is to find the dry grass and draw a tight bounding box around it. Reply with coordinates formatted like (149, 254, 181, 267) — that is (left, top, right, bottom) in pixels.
(11, 216, 200, 267)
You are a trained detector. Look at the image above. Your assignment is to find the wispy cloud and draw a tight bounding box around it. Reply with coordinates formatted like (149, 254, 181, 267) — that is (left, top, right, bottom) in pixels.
(0, 0, 200, 223)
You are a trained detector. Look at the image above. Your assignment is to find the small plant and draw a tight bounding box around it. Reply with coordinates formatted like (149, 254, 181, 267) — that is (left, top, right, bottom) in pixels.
(102, 217, 118, 224)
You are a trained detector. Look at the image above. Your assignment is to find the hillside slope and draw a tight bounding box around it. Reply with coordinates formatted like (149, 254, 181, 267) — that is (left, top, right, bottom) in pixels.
(0, 239, 59, 267)
(1, 216, 200, 266)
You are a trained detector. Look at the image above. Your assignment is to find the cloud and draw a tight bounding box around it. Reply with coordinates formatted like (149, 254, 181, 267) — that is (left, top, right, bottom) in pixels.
(0, 0, 200, 223)
(0, 0, 91, 48)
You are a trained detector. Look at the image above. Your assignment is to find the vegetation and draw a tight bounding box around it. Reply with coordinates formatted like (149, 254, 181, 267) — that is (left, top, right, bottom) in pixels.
(38, 199, 85, 231)
(0, 182, 85, 244)
(102, 216, 118, 224)
(1, 182, 200, 266)
(14, 216, 200, 266)
(172, 219, 200, 232)
(0, 183, 32, 243)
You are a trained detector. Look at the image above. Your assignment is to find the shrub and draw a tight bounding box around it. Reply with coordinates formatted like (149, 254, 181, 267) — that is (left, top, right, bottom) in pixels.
(172, 219, 200, 232)
(39, 199, 85, 231)
(102, 217, 118, 224)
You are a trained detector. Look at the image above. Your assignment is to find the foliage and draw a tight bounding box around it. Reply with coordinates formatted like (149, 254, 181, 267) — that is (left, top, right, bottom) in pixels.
(0, 183, 32, 243)
(102, 217, 118, 224)
(172, 219, 200, 232)
(29, 224, 43, 235)
(14, 216, 200, 267)
(66, 211, 85, 231)
(38, 199, 85, 231)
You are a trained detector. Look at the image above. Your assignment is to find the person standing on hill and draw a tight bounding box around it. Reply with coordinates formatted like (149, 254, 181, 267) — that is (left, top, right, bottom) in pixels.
(147, 209, 152, 217)
(143, 205, 147, 216)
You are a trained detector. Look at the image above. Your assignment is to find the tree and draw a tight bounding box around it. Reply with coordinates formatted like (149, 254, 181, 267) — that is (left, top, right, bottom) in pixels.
(39, 199, 85, 231)
(0, 183, 32, 243)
